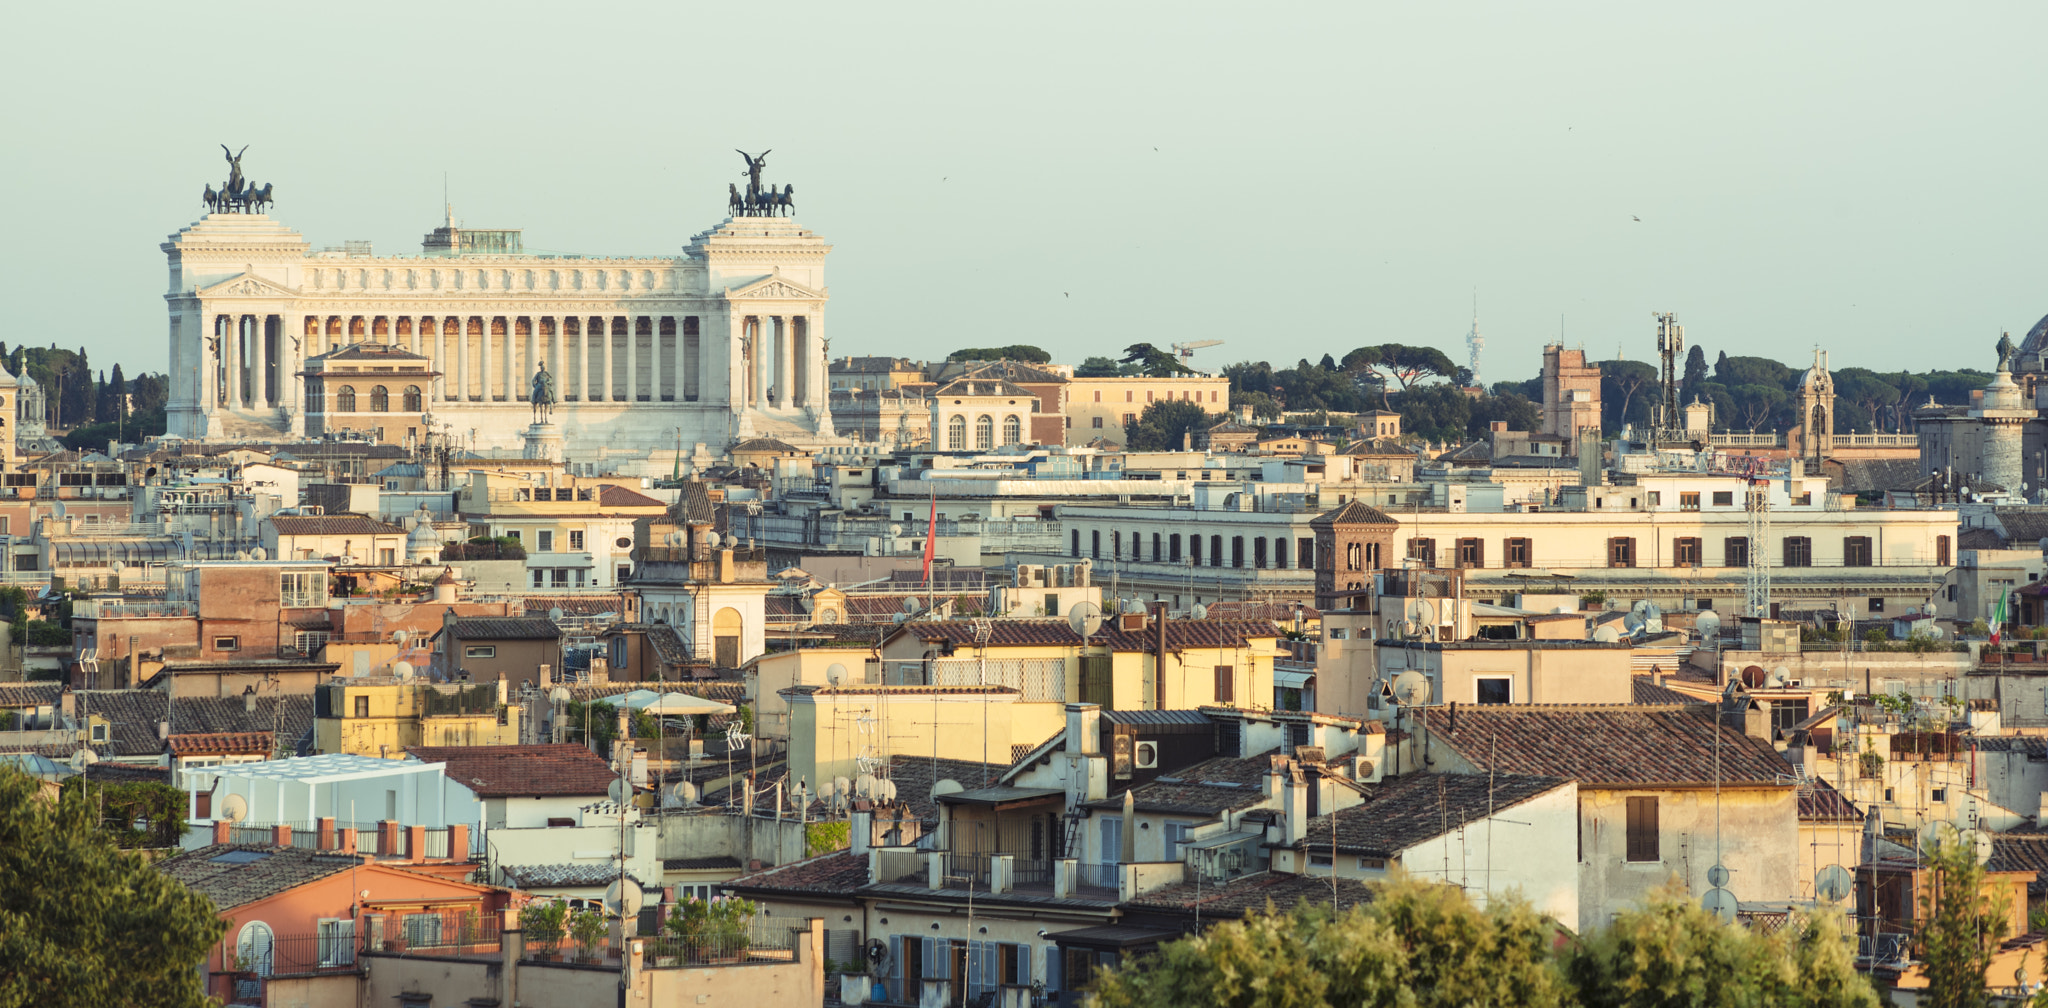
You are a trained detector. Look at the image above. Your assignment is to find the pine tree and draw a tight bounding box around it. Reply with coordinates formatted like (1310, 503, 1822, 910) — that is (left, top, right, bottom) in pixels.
(102, 365, 126, 422)
(0, 767, 224, 1007)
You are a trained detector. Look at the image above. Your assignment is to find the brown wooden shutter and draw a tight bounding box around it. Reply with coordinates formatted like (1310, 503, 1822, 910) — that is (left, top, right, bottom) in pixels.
(1214, 666, 1234, 704)
(1625, 796, 1659, 862)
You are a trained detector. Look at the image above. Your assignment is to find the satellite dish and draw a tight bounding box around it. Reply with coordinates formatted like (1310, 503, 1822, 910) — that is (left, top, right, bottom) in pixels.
(1814, 865, 1853, 902)
(1068, 601, 1103, 638)
(1768, 665, 1791, 688)
(1623, 613, 1645, 635)
(109, 560, 125, 574)
(1707, 863, 1731, 888)
(892, 612, 908, 624)
(835, 776, 853, 800)
(605, 878, 643, 919)
(249, 547, 267, 561)
(69, 748, 99, 770)
(549, 687, 571, 706)
(548, 607, 565, 622)
(1390, 670, 1431, 706)
(1592, 625, 1622, 643)
(1700, 887, 1738, 923)
(234, 550, 251, 561)
(826, 663, 848, 685)
(855, 774, 877, 799)
(931, 779, 964, 801)
(1929, 625, 1947, 640)
(880, 779, 898, 802)
(608, 778, 631, 804)
(1407, 599, 1437, 626)
(1975, 828, 1996, 866)
(219, 793, 249, 823)
(1740, 665, 1768, 688)
(904, 597, 920, 613)
(393, 629, 411, 647)
(888, 523, 903, 537)
(1122, 598, 1146, 615)
(392, 661, 416, 682)
(1190, 603, 1209, 620)
(1695, 611, 1721, 640)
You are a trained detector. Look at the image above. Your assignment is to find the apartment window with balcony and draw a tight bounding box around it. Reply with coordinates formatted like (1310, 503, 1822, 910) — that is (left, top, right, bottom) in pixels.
(1607, 537, 1636, 568)
(537, 530, 554, 552)
(1673, 537, 1702, 567)
(1169, 534, 1181, 562)
(552, 570, 569, 588)
(1504, 538, 1532, 569)
(1231, 537, 1245, 568)
(1725, 536, 1749, 568)
(1253, 538, 1267, 569)
(1783, 536, 1812, 567)
(1211, 535, 1223, 568)
(1844, 536, 1873, 567)
(1680, 492, 1700, 511)
(1455, 538, 1484, 569)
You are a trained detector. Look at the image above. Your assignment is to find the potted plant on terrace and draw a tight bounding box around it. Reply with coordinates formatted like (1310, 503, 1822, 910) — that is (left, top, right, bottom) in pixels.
(569, 909, 608, 963)
(520, 899, 568, 959)
(665, 896, 757, 963)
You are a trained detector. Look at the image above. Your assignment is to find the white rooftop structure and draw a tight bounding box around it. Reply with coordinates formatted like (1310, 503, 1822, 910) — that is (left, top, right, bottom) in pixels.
(182, 752, 480, 848)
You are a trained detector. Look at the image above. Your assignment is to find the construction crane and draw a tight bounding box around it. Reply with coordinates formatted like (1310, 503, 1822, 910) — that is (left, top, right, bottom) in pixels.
(1172, 339, 1224, 359)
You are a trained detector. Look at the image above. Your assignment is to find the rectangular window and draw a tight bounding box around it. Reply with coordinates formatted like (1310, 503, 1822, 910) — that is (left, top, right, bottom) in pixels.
(1607, 537, 1635, 568)
(1504, 538, 1532, 569)
(1869, 596, 1885, 613)
(280, 572, 327, 608)
(1784, 536, 1812, 567)
(464, 645, 496, 659)
(1724, 537, 1749, 568)
(505, 529, 520, 542)
(353, 695, 369, 718)
(1122, 413, 1135, 425)
(1455, 537, 1484, 569)
(1673, 537, 1702, 567)
(568, 530, 585, 551)
(1679, 492, 1700, 511)
(1932, 788, 1947, 803)
(1163, 821, 1194, 860)
(1214, 666, 1234, 703)
(1091, 416, 1103, 428)
(551, 569, 569, 588)
(537, 530, 554, 552)
(1125, 391, 1133, 402)
(1712, 491, 1734, 506)
(1937, 535, 1951, 566)
(1625, 796, 1660, 862)
(213, 636, 240, 652)
(1844, 536, 1873, 567)
(1647, 492, 1662, 506)
(1093, 391, 1101, 402)
(1408, 538, 1436, 568)
(1475, 677, 1512, 704)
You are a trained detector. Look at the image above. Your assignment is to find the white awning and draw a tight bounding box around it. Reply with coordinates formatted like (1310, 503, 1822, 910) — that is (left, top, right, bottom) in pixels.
(1275, 669, 1315, 690)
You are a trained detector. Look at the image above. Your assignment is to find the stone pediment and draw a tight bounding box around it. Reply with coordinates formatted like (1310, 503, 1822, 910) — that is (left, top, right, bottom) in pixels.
(726, 275, 824, 301)
(198, 272, 300, 299)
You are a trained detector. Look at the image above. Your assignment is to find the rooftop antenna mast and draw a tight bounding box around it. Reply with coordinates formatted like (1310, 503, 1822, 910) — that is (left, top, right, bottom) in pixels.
(1745, 475, 1772, 618)
(1652, 312, 1684, 439)
(1464, 293, 1484, 387)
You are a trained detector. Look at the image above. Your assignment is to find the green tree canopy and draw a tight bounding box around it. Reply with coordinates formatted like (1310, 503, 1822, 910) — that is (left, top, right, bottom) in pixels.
(946, 345, 1050, 364)
(1599, 360, 1658, 432)
(1074, 356, 1131, 378)
(1119, 343, 1195, 377)
(1123, 399, 1223, 451)
(0, 767, 224, 1008)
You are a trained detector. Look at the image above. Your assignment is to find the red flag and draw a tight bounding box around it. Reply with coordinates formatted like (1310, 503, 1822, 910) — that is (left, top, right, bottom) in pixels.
(920, 491, 938, 587)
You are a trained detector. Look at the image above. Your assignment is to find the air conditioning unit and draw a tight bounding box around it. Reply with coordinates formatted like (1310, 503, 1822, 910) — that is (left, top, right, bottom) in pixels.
(1134, 741, 1159, 769)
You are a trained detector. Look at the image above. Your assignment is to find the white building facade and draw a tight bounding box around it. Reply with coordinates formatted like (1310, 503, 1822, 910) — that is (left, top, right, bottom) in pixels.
(163, 198, 837, 456)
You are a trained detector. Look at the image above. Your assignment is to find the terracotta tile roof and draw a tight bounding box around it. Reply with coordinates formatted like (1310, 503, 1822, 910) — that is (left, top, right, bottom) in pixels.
(1122, 870, 1375, 915)
(448, 618, 561, 640)
(1798, 778, 1863, 822)
(1310, 500, 1399, 526)
(664, 856, 743, 871)
(1092, 620, 1283, 653)
(730, 438, 803, 453)
(155, 844, 360, 911)
(906, 620, 1082, 647)
(887, 755, 1011, 823)
(1631, 678, 1701, 705)
(597, 484, 666, 508)
(1293, 773, 1569, 856)
(1087, 753, 1279, 816)
(501, 863, 649, 889)
(405, 744, 617, 798)
(1990, 834, 2048, 895)
(1418, 706, 1793, 788)
(0, 682, 61, 708)
(270, 515, 406, 536)
(521, 595, 631, 617)
(722, 850, 870, 896)
(169, 732, 274, 756)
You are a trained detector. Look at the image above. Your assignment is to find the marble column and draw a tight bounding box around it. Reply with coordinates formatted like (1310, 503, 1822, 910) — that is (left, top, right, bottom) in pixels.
(684, 317, 700, 403)
(479, 317, 494, 402)
(456, 320, 470, 402)
(600, 317, 616, 402)
(523, 318, 536, 396)
(623, 317, 638, 403)
(577, 318, 591, 401)
(773, 315, 792, 409)
(805, 312, 827, 408)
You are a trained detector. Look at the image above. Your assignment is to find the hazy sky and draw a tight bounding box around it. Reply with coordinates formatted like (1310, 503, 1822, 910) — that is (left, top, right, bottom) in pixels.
(6, 3, 2045, 382)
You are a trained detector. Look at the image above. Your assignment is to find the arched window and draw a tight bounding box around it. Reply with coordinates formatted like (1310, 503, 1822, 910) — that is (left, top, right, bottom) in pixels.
(336, 386, 357, 412)
(236, 921, 275, 977)
(947, 415, 967, 450)
(369, 386, 390, 412)
(975, 415, 994, 450)
(402, 385, 422, 411)
(1001, 415, 1022, 445)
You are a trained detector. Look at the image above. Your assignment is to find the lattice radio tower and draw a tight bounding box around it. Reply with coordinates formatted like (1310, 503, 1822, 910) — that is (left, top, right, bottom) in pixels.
(1745, 477, 1772, 617)
(1464, 295, 1484, 387)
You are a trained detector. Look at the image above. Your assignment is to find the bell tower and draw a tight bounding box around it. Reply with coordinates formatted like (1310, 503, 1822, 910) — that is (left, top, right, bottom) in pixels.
(1796, 349, 1835, 465)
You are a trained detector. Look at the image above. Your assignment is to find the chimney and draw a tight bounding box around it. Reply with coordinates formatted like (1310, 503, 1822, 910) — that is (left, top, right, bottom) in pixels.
(1490, 421, 1508, 433)
(1282, 764, 1308, 844)
(851, 809, 874, 856)
(242, 684, 257, 714)
(1066, 703, 1101, 756)
(1150, 600, 1169, 686)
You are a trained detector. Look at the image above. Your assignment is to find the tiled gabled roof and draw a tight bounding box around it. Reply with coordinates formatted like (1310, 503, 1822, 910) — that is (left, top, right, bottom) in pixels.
(270, 515, 406, 536)
(1418, 706, 1793, 788)
(722, 850, 870, 896)
(0, 682, 61, 708)
(1292, 772, 1569, 856)
(170, 732, 274, 756)
(1091, 620, 1283, 653)
(1310, 500, 1399, 526)
(1087, 752, 1278, 816)
(597, 484, 666, 508)
(156, 845, 359, 911)
(448, 618, 561, 640)
(1122, 870, 1375, 915)
(405, 744, 616, 798)
(1798, 778, 1863, 822)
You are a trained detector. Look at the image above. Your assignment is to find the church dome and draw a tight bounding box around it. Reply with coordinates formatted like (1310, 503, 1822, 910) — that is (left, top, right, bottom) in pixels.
(407, 521, 441, 560)
(2021, 313, 2048, 356)
(1798, 350, 1832, 391)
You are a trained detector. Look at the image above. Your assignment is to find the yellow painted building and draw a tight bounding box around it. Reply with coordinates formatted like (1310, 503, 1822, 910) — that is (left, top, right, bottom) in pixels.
(1064, 376, 1230, 446)
(312, 678, 521, 758)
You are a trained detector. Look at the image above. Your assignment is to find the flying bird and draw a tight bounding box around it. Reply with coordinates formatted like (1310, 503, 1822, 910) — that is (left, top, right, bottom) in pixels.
(1063, 292, 1070, 298)
(1632, 215, 1641, 222)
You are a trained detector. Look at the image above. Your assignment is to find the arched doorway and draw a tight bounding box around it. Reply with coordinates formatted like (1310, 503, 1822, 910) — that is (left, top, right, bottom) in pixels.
(713, 607, 742, 667)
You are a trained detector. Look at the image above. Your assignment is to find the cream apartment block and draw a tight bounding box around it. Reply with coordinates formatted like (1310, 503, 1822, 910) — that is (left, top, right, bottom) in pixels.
(1064, 376, 1231, 446)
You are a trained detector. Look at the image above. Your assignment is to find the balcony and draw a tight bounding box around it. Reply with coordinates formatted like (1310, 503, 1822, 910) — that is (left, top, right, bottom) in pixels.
(873, 848, 1147, 902)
